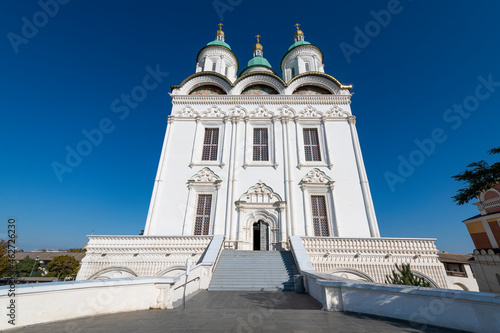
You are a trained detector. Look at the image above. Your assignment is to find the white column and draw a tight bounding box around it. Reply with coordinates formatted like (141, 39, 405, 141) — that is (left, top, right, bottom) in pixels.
(282, 117, 294, 237)
(348, 116, 380, 237)
(189, 117, 201, 167)
(224, 116, 239, 241)
(322, 117, 334, 169)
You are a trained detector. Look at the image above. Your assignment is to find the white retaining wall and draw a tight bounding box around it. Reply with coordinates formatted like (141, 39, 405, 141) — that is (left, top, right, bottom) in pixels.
(290, 236, 500, 333)
(0, 235, 225, 330)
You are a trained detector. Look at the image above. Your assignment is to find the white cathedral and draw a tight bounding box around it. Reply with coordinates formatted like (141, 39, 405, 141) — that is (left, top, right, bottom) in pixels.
(77, 25, 448, 289)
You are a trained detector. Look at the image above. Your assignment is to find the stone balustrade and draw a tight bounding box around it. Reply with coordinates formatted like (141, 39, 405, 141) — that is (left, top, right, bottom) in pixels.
(77, 235, 213, 280)
(300, 236, 448, 288)
(476, 196, 500, 214)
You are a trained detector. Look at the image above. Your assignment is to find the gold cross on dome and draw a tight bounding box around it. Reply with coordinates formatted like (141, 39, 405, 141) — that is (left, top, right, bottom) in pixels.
(218, 23, 223, 30)
(255, 34, 261, 43)
(295, 23, 300, 30)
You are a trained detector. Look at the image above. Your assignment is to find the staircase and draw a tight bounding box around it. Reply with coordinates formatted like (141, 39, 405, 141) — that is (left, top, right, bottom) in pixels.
(208, 250, 299, 291)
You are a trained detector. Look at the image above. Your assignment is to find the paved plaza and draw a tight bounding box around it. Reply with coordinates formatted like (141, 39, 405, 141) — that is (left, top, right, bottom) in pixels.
(9, 291, 465, 333)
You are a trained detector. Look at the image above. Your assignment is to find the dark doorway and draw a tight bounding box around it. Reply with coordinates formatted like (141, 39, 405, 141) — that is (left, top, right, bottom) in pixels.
(253, 220, 269, 251)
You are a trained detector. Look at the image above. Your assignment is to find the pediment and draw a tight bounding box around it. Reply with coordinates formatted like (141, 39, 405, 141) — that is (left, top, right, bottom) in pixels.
(300, 168, 334, 185)
(238, 182, 283, 203)
(188, 168, 221, 184)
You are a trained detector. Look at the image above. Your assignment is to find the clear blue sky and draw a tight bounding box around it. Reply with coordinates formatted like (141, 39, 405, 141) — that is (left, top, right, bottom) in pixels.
(1, 1, 499, 253)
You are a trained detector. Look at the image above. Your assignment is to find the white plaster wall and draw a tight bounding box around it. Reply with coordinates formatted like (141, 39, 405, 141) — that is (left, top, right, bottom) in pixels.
(445, 265, 479, 291)
(146, 102, 376, 243)
(302, 271, 500, 333)
(471, 261, 500, 293)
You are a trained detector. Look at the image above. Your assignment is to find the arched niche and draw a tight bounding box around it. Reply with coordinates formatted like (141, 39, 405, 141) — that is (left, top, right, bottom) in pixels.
(241, 84, 279, 95)
(156, 265, 186, 277)
(88, 266, 138, 280)
(292, 85, 331, 95)
(328, 268, 374, 282)
(189, 85, 227, 95)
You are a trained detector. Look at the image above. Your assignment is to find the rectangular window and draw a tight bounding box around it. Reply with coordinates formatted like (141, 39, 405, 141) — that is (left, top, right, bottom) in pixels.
(303, 128, 321, 161)
(305, 62, 310, 71)
(194, 194, 212, 235)
(253, 128, 269, 161)
(225, 66, 229, 76)
(291, 67, 296, 78)
(311, 195, 329, 237)
(212, 62, 217, 71)
(201, 128, 219, 161)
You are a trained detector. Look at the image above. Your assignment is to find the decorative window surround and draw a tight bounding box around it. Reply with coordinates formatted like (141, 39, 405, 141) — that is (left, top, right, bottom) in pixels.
(183, 168, 221, 236)
(295, 116, 333, 169)
(300, 169, 336, 237)
(243, 117, 278, 169)
(189, 116, 227, 169)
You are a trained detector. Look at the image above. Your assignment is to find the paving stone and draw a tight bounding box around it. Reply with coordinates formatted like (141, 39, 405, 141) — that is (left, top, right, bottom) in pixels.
(7, 291, 465, 333)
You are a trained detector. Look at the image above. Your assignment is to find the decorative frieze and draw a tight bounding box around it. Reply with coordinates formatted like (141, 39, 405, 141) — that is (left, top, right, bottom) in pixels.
(301, 236, 449, 288)
(76, 236, 213, 280)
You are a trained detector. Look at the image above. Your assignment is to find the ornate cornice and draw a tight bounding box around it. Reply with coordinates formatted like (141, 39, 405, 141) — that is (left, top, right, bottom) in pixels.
(171, 95, 351, 105)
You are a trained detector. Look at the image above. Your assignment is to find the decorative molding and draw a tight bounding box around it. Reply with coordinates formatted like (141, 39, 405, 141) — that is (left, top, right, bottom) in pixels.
(278, 105, 296, 117)
(175, 106, 199, 118)
(300, 168, 334, 186)
(172, 75, 232, 95)
(171, 95, 351, 106)
(201, 106, 226, 118)
(188, 168, 221, 183)
(301, 236, 449, 288)
(237, 182, 283, 204)
(248, 105, 272, 118)
(298, 105, 323, 118)
(228, 105, 247, 117)
(286, 76, 340, 95)
(232, 74, 286, 95)
(76, 236, 213, 280)
(325, 106, 350, 118)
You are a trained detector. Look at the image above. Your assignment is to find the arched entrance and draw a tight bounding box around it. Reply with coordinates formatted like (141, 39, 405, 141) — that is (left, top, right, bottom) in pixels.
(253, 220, 269, 251)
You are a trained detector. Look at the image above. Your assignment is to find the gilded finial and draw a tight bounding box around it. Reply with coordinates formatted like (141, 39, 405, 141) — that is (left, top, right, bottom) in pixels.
(255, 34, 261, 43)
(215, 23, 225, 40)
(294, 23, 304, 41)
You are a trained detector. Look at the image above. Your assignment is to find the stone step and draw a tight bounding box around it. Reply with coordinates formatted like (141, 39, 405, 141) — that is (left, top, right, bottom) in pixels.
(208, 250, 299, 291)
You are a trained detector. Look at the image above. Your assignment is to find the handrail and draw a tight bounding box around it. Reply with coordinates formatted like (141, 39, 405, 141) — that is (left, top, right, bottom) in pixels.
(173, 276, 200, 291)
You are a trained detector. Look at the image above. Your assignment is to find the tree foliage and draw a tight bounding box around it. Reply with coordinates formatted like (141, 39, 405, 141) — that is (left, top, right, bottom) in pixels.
(46, 255, 80, 280)
(0, 240, 11, 277)
(16, 256, 42, 277)
(385, 263, 430, 287)
(452, 147, 500, 205)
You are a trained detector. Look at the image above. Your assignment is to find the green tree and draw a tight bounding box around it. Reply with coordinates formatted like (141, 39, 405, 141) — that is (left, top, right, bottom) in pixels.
(16, 256, 42, 277)
(385, 263, 430, 287)
(0, 240, 11, 277)
(68, 248, 86, 253)
(452, 147, 500, 205)
(46, 255, 80, 280)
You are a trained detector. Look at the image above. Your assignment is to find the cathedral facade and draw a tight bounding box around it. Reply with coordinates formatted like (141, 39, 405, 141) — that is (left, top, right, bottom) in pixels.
(76, 25, 448, 289)
(144, 25, 379, 250)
